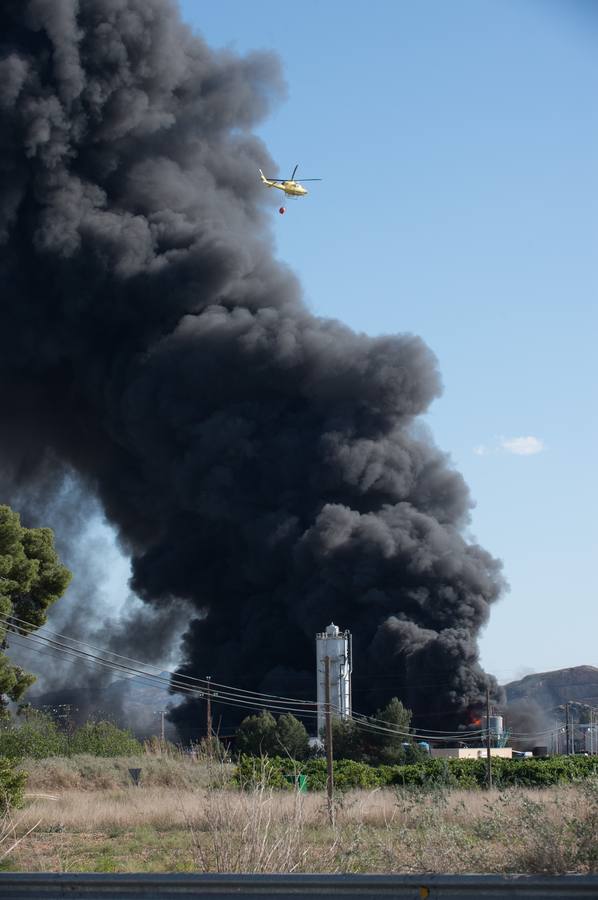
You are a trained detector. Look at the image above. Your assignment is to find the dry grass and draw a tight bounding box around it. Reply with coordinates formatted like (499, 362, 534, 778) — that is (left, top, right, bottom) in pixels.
(19, 752, 227, 793)
(3, 757, 597, 874)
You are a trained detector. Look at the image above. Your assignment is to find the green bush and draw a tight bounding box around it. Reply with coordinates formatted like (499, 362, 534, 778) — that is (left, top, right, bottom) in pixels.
(0, 714, 142, 759)
(233, 754, 598, 792)
(383, 756, 598, 789)
(68, 721, 142, 757)
(0, 711, 67, 758)
(0, 757, 26, 813)
(234, 756, 389, 791)
(233, 754, 290, 789)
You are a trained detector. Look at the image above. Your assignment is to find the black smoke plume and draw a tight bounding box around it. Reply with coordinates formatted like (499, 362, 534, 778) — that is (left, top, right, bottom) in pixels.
(0, 0, 505, 737)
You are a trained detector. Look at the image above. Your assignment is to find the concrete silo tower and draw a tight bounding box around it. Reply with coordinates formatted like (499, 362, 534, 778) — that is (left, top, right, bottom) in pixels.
(316, 623, 352, 737)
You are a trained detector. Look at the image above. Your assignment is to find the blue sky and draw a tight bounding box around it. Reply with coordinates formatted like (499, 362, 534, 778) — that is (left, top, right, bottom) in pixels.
(172, 0, 597, 684)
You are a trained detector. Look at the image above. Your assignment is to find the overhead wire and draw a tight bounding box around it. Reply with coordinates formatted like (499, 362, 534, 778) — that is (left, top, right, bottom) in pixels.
(350, 708, 486, 737)
(2, 612, 480, 738)
(4, 612, 595, 743)
(2, 622, 319, 719)
(8, 629, 584, 742)
(6, 630, 321, 721)
(2, 611, 315, 707)
(7, 625, 483, 740)
(11, 628, 489, 741)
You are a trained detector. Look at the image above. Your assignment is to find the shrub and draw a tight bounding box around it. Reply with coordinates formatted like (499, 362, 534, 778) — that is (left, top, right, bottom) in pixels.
(233, 755, 289, 790)
(333, 759, 384, 789)
(0, 710, 67, 758)
(68, 721, 142, 757)
(233, 754, 598, 792)
(384, 756, 598, 789)
(0, 757, 26, 813)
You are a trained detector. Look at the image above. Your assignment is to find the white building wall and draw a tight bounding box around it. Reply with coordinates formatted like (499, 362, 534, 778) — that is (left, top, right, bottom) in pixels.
(316, 623, 352, 737)
(431, 747, 513, 759)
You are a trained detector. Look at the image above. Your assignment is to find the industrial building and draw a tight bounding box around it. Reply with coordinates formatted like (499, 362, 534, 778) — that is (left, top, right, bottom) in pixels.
(316, 623, 352, 737)
(313, 624, 520, 757)
(431, 747, 513, 759)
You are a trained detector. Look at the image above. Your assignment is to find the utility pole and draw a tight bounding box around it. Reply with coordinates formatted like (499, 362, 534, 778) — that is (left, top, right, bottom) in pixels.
(485, 686, 492, 791)
(324, 656, 335, 826)
(206, 676, 212, 742)
(160, 710, 165, 744)
(565, 702, 571, 756)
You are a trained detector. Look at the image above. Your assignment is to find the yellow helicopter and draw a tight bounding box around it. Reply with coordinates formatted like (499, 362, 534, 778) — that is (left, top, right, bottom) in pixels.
(259, 165, 322, 213)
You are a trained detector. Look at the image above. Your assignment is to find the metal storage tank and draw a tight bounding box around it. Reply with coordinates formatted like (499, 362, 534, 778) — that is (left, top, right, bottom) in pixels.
(316, 623, 352, 737)
(482, 714, 505, 745)
(483, 715, 504, 735)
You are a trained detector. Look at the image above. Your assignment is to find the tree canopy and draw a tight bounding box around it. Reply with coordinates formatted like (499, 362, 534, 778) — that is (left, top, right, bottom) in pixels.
(236, 710, 310, 759)
(275, 713, 310, 760)
(329, 697, 417, 765)
(365, 696, 413, 764)
(0, 505, 71, 714)
(236, 710, 278, 757)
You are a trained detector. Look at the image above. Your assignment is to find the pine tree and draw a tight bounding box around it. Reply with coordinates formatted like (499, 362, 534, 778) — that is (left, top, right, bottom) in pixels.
(0, 505, 71, 715)
(275, 713, 309, 760)
(236, 710, 278, 756)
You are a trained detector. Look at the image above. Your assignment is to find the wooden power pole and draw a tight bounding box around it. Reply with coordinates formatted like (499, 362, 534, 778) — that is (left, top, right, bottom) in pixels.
(485, 686, 493, 791)
(206, 675, 212, 743)
(324, 655, 335, 826)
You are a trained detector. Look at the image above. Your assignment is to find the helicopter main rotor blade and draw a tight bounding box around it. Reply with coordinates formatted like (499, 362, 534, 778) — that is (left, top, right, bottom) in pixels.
(296, 178, 322, 182)
(290, 164, 299, 180)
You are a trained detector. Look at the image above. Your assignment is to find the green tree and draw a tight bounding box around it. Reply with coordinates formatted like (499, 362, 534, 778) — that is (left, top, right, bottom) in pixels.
(0, 709, 67, 758)
(370, 697, 411, 765)
(365, 697, 413, 765)
(69, 720, 142, 756)
(236, 710, 278, 757)
(329, 717, 363, 761)
(275, 713, 309, 760)
(327, 698, 414, 765)
(0, 505, 71, 715)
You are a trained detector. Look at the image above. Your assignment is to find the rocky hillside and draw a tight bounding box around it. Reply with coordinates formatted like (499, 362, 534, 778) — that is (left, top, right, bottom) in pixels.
(505, 665, 598, 711)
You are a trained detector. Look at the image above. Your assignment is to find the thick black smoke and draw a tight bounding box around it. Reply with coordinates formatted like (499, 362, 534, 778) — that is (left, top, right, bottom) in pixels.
(0, 0, 505, 736)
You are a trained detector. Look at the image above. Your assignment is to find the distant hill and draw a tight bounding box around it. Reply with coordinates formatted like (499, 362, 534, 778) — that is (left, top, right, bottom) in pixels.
(502, 665, 598, 751)
(504, 665, 598, 711)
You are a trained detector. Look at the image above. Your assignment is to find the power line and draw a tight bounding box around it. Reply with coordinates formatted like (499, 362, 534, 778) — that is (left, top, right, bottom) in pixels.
(2, 612, 315, 707)
(1, 612, 486, 738)
(2, 613, 319, 711)
(6, 627, 488, 742)
(350, 709, 485, 739)
(6, 612, 594, 743)
(4, 627, 319, 720)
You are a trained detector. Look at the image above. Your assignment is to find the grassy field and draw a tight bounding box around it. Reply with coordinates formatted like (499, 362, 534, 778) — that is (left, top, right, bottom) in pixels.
(2, 755, 597, 874)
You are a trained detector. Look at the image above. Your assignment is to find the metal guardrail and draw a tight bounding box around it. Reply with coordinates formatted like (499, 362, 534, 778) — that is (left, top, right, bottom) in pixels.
(0, 873, 597, 898)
